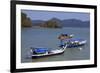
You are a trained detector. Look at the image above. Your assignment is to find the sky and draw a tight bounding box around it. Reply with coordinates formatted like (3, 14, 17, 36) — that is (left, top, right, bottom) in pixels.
(21, 10, 90, 21)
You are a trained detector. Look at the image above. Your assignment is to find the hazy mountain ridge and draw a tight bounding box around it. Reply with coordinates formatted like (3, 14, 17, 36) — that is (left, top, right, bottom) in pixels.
(32, 18, 90, 28)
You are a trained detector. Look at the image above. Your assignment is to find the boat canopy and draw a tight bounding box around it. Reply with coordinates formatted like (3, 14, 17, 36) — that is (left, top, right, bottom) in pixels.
(64, 38, 85, 42)
(34, 48, 48, 53)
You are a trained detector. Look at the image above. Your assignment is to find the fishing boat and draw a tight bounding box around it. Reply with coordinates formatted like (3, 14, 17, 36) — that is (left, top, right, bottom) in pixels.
(30, 45, 67, 58)
(60, 38, 87, 48)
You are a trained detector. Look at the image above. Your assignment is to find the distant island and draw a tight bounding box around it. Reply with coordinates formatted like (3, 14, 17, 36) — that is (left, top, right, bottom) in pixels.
(21, 12, 90, 28)
(33, 18, 62, 28)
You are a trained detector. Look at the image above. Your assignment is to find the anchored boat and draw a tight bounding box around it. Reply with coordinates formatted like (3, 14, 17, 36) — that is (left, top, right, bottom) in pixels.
(30, 45, 67, 58)
(60, 38, 87, 48)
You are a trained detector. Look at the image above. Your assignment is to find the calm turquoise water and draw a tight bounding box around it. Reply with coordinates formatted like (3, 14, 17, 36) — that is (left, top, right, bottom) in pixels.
(21, 27, 90, 63)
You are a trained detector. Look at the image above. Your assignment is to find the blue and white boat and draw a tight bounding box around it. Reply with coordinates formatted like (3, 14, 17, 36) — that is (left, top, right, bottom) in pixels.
(30, 45, 67, 58)
(60, 38, 87, 48)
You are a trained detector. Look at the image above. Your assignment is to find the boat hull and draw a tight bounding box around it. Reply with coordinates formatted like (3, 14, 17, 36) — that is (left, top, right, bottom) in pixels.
(66, 39, 87, 48)
(32, 51, 64, 58)
(67, 44, 85, 48)
(31, 47, 66, 58)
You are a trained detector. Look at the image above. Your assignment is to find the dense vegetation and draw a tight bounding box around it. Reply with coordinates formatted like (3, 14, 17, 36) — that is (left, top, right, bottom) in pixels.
(39, 19, 61, 28)
(21, 12, 32, 27)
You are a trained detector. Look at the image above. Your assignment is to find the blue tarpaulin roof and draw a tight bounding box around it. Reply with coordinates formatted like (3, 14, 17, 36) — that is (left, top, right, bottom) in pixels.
(34, 48, 48, 53)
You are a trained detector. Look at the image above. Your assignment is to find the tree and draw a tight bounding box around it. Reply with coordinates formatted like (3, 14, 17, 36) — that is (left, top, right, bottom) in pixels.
(21, 12, 32, 27)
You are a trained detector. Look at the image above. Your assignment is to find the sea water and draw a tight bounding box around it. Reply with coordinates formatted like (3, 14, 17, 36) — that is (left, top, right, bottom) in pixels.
(21, 27, 90, 63)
